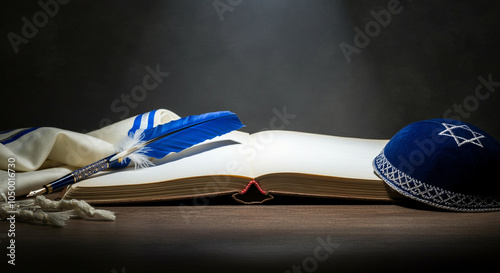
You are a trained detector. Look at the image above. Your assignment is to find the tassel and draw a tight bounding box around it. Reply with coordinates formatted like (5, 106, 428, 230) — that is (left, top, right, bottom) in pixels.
(0, 193, 115, 227)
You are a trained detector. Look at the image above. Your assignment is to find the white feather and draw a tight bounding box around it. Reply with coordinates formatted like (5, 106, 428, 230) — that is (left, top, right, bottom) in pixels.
(114, 131, 154, 169)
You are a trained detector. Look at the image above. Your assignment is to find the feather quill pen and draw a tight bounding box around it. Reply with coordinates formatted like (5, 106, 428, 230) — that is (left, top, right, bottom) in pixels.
(27, 111, 244, 197)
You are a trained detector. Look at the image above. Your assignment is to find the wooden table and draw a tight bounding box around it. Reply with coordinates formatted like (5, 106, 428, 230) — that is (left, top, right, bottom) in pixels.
(2, 196, 500, 273)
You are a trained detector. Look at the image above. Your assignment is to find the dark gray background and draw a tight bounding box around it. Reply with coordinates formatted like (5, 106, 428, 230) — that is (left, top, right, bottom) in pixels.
(2, 0, 499, 140)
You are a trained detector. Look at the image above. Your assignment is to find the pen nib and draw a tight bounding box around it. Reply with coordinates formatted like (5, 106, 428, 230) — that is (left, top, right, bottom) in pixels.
(26, 188, 47, 197)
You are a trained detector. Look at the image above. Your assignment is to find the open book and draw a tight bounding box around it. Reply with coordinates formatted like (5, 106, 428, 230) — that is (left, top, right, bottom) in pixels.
(62, 130, 393, 204)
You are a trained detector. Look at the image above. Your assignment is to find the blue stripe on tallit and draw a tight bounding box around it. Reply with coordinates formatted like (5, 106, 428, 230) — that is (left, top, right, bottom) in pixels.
(127, 110, 158, 136)
(147, 110, 157, 129)
(0, 127, 40, 145)
(0, 129, 15, 135)
(128, 113, 144, 136)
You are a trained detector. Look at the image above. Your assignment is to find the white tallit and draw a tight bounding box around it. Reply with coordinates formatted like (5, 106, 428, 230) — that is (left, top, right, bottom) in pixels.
(0, 109, 180, 197)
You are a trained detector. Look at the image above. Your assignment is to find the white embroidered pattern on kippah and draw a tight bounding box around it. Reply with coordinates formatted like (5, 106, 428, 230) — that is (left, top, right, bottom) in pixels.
(374, 151, 500, 211)
(438, 123, 485, 148)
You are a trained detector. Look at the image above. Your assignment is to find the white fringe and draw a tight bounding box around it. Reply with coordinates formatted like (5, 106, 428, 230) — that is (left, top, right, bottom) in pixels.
(0, 193, 115, 227)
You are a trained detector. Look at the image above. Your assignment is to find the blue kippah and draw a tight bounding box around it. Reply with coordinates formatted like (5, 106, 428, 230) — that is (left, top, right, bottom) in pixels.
(373, 119, 500, 212)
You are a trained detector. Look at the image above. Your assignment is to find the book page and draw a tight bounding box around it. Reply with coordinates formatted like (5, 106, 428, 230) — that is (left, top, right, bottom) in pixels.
(250, 131, 388, 180)
(72, 131, 254, 187)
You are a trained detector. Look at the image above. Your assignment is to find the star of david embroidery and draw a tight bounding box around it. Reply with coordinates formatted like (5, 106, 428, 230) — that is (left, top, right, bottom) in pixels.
(438, 123, 485, 148)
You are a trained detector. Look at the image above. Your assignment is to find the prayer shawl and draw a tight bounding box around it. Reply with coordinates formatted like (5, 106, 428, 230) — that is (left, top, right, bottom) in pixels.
(0, 109, 180, 197)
